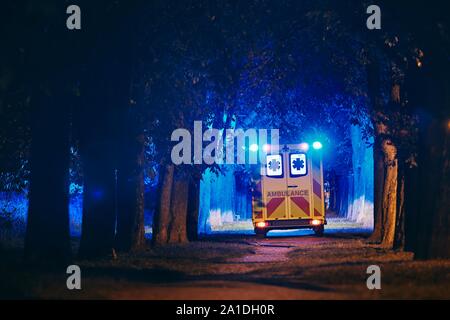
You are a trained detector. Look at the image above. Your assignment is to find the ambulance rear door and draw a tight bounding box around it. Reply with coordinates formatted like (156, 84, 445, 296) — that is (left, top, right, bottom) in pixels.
(262, 153, 288, 221)
(286, 149, 312, 220)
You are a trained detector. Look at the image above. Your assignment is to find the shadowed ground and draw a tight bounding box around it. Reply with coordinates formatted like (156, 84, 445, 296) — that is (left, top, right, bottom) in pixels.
(1, 219, 449, 299)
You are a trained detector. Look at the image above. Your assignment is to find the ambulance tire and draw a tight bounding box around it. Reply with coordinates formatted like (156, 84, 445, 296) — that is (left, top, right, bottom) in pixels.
(313, 225, 324, 237)
(255, 229, 268, 238)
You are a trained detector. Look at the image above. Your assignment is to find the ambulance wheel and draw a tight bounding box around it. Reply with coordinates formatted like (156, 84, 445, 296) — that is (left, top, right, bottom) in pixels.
(313, 225, 324, 237)
(255, 229, 268, 238)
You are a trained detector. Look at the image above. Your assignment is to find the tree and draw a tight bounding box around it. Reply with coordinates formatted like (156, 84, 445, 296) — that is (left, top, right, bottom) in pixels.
(17, 1, 80, 263)
(362, 1, 449, 257)
(400, 2, 450, 259)
(77, 1, 138, 257)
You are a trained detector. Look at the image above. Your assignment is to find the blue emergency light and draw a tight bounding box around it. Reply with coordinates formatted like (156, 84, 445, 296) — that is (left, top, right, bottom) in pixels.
(249, 144, 259, 152)
(312, 141, 323, 150)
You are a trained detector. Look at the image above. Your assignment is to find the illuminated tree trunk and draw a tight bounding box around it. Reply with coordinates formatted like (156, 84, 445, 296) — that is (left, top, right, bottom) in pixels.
(380, 139, 398, 248)
(198, 170, 212, 235)
(168, 172, 189, 244)
(153, 165, 191, 244)
(366, 46, 406, 248)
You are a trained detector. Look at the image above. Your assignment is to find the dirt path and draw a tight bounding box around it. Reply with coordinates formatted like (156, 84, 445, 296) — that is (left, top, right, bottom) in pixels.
(227, 240, 294, 263)
(4, 228, 450, 299)
(75, 235, 355, 299)
(87, 234, 449, 300)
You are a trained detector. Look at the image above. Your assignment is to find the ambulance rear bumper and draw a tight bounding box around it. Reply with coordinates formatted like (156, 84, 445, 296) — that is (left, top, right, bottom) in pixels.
(255, 218, 327, 230)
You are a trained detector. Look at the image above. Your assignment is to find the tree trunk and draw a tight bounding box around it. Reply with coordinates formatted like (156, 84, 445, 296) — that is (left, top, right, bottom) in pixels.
(152, 164, 174, 245)
(113, 4, 144, 252)
(25, 87, 71, 264)
(394, 159, 406, 250)
(368, 139, 385, 243)
(328, 172, 337, 213)
(427, 124, 450, 258)
(78, 142, 117, 259)
(77, 9, 134, 258)
(403, 35, 450, 258)
(116, 132, 146, 252)
(78, 54, 120, 259)
(411, 117, 450, 259)
(24, 1, 75, 265)
(366, 61, 402, 248)
(404, 160, 419, 253)
(335, 175, 349, 217)
(187, 178, 200, 241)
(168, 169, 189, 244)
(380, 139, 398, 248)
(198, 170, 212, 235)
(365, 55, 390, 244)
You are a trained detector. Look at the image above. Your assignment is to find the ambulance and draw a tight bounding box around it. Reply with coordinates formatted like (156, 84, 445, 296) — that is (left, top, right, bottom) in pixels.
(252, 142, 326, 237)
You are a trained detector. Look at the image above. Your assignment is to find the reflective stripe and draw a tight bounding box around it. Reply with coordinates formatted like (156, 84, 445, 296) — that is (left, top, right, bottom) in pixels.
(266, 197, 284, 218)
(291, 196, 310, 218)
(313, 179, 321, 199)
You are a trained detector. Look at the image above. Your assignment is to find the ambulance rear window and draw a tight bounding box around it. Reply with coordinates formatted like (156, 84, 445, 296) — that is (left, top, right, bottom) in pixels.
(290, 153, 307, 176)
(266, 154, 283, 177)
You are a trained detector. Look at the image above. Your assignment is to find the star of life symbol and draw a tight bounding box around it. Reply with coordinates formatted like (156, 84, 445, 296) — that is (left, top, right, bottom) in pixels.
(268, 159, 281, 171)
(292, 158, 304, 171)
(290, 153, 307, 176)
(266, 154, 283, 177)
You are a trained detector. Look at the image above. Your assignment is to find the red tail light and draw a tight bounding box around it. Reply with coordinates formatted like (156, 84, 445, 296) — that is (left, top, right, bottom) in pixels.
(256, 221, 268, 228)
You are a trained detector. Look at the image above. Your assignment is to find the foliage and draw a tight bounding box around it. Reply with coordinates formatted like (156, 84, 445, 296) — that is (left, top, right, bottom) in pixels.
(0, 193, 27, 242)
